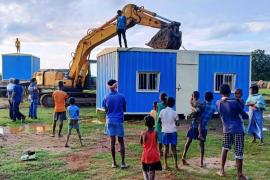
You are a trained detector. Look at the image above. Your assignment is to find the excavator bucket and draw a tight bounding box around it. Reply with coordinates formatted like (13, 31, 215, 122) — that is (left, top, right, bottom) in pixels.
(146, 22, 182, 50)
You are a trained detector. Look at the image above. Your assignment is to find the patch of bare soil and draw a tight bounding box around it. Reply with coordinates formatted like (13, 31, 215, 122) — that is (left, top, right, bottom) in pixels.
(0, 98, 9, 109)
(2, 132, 70, 154)
(0, 173, 11, 180)
(64, 150, 91, 171)
(157, 172, 179, 180)
(63, 135, 111, 171)
(181, 157, 234, 174)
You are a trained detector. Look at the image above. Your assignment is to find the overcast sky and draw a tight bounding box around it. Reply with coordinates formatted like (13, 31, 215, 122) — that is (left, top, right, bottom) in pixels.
(0, 0, 270, 74)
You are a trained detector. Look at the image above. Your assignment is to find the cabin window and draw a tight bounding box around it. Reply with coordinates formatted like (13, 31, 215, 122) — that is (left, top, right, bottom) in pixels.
(137, 72, 160, 92)
(214, 73, 236, 92)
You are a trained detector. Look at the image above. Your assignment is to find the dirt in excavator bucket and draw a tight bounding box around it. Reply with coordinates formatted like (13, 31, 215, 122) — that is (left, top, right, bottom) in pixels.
(146, 22, 182, 50)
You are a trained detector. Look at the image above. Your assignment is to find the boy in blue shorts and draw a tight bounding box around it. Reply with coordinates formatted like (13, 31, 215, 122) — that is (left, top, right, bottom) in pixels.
(65, 97, 83, 147)
(159, 97, 179, 169)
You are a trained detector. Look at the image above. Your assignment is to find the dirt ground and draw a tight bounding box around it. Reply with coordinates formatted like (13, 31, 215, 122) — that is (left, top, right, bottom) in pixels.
(0, 122, 235, 179)
(0, 97, 9, 109)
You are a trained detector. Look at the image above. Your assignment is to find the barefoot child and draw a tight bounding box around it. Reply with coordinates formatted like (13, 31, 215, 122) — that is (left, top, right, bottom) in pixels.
(189, 91, 204, 141)
(235, 89, 245, 109)
(235, 89, 246, 132)
(216, 84, 249, 179)
(150, 101, 158, 122)
(65, 97, 83, 147)
(159, 97, 179, 169)
(51, 81, 68, 137)
(182, 92, 215, 167)
(156, 93, 167, 156)
(141, 115, 162, 180)
(246, 85, 266, 145)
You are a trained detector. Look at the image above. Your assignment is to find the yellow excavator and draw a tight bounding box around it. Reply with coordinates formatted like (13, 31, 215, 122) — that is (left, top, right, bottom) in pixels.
(33, 4, 182, 107)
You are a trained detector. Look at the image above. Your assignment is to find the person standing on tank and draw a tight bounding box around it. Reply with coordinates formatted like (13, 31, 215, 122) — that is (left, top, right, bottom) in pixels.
(116, 10, 128, 48)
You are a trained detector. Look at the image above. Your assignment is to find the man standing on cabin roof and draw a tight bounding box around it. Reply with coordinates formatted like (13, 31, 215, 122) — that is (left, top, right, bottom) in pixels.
(15, 38, 20, 53)
(103, 79, 128, 169)
(116, 10, 128, 48)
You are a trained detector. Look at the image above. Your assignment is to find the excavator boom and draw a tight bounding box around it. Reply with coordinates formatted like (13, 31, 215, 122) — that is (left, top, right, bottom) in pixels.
(35, 4, 182, 107)
(68, 4, 182, 88)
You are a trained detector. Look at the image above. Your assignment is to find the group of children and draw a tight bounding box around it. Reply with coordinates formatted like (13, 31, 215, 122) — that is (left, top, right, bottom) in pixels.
(140, 84, 266, 180)
(141, 95, 179, 180)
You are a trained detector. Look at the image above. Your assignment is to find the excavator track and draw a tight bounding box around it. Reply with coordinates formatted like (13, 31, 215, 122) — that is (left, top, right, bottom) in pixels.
(40, 92, 96, 107)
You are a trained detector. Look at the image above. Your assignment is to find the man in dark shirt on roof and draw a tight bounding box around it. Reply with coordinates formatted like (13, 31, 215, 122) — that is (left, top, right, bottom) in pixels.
(116, 10, 128, 48)
(103, 79, 128, 169)
(216, 84, 249, 180)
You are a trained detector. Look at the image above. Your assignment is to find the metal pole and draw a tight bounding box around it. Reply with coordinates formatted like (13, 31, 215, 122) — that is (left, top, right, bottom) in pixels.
(155, 15, 173, 23)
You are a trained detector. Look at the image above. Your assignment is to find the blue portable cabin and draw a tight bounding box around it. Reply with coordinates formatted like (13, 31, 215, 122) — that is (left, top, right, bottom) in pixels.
(96, 48, 251, 116)
(1, 53, 40, 81)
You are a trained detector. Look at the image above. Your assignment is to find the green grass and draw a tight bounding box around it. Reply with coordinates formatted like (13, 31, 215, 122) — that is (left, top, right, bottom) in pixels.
(259, 89, 270, 112)
(0, 104, 270, 179)
(260, 89, 270, 96)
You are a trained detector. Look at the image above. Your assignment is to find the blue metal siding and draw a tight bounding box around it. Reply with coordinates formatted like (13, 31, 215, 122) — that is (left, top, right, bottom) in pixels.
(2, 55, 40, 80)
(97, 52, 117, 109)
(198, 54, 250, 105)
(32, 56, 40, 76)
(118, 51, 176, 113)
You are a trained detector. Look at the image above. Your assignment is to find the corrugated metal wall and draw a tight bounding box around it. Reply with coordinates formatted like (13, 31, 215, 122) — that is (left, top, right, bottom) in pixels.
(32, 56, 40, 76)
(97, 51, 118, 109)
(2, 54, 40, 80)
(118, 51, 176, 113)
(198, 54, 250, 105)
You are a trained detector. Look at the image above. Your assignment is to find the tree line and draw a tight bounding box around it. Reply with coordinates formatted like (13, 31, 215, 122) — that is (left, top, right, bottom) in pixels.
(252, 49, 270, 81)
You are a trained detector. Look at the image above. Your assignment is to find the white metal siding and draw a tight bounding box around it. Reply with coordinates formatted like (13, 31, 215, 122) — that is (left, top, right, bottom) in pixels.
(176, 51, 199, 115)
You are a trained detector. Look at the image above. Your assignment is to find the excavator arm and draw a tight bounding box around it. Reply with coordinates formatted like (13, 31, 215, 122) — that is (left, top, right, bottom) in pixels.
(68, 4, 181, 88)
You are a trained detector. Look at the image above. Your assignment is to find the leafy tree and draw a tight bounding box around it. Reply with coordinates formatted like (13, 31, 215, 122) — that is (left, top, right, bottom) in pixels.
(251, 49, 270, 81)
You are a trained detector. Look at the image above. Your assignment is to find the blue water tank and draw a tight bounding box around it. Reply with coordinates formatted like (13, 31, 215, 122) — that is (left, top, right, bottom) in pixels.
(1, 53, 40, 80)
